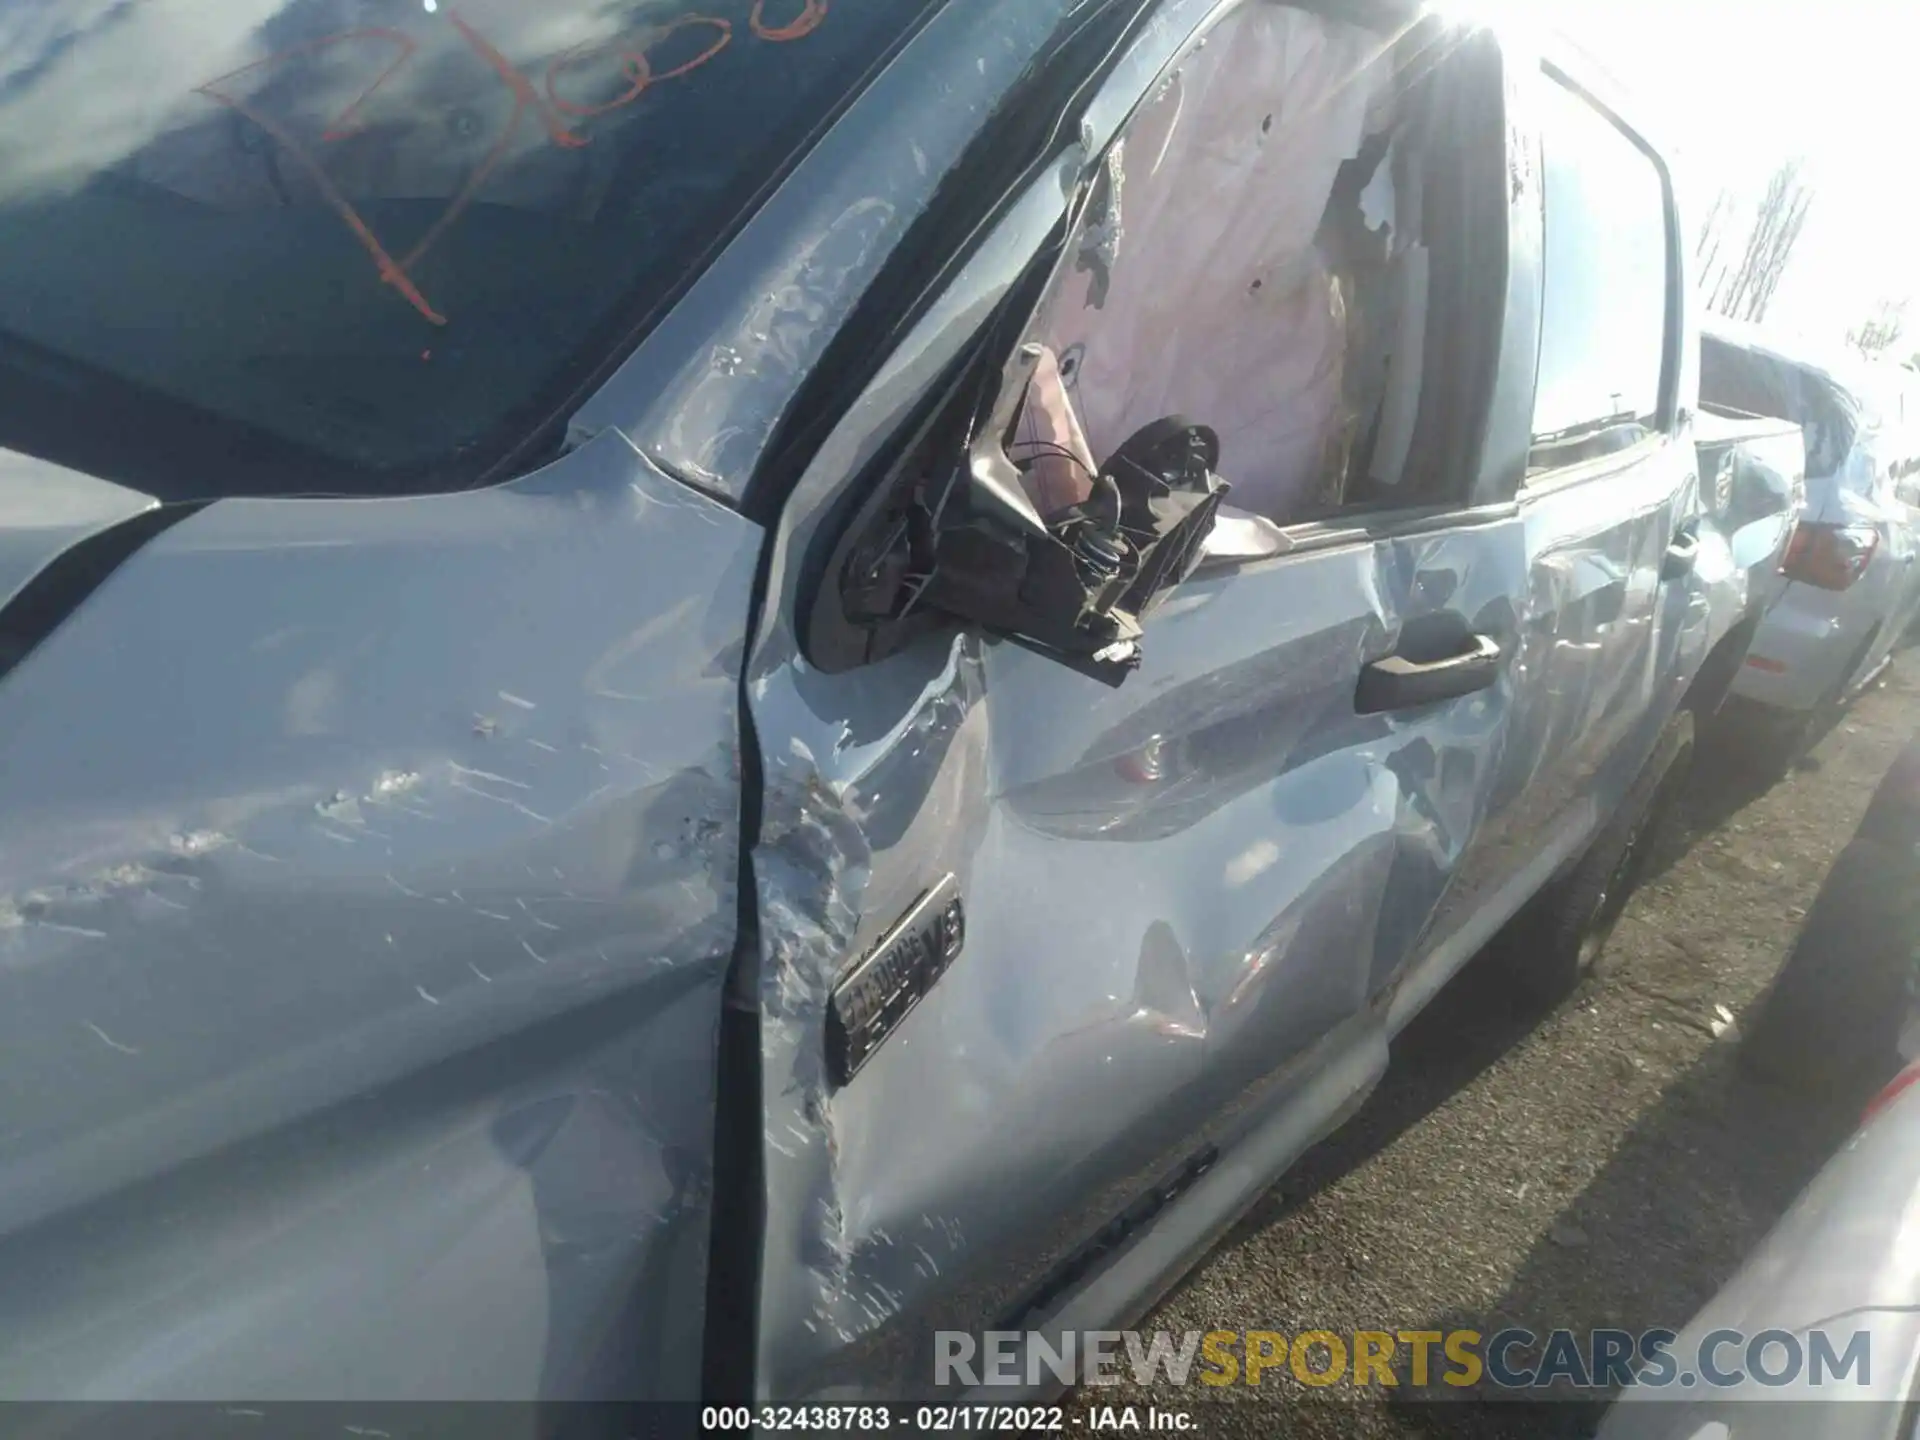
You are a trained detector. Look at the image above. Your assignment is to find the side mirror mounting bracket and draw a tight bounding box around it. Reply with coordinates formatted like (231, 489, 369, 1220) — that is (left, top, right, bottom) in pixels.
(806, 410, 1228, 686)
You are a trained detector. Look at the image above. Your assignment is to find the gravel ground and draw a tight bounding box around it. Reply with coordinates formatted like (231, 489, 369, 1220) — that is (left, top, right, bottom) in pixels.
(1102, 661, 1920, 1438)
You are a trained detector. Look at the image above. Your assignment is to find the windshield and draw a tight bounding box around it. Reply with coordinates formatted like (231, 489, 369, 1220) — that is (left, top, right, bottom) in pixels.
(1700, 334, 1861, 480)
(0, 0, 931, 500)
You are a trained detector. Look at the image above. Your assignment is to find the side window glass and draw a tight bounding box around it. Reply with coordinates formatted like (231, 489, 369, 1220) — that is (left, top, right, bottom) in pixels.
(1528, 77, 1670, 476)
(1001, 5, 1451, 530)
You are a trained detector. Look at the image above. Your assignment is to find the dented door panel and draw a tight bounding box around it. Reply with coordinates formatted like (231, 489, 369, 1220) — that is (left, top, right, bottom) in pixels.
(748, 507, 1527, 1397)
(1414, 56, 1705, 966)
(0, 432, 758, 1399)
(1421, 452, 1694, 974)
(1529, 461, 1681, 809)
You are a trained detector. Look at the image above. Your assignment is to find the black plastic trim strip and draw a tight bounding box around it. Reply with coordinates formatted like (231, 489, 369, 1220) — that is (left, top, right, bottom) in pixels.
(702, 509, 776, 1405)
(0, 502, 205, 686)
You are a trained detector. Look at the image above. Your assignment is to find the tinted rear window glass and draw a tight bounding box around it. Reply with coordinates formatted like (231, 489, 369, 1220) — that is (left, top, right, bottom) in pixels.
(1528, 75, 1669, 467)
(0, 0, 929, 499)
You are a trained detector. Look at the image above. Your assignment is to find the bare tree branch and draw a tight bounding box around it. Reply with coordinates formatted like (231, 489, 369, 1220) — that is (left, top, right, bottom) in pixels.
(1703, 161, 1815, 324)
(1849, 300, 1908, 359)
(1695, 187, 1734, 302)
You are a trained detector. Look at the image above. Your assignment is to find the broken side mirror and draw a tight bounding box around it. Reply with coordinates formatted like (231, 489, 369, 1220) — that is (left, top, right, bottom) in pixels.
(804, 350, 1229, 685)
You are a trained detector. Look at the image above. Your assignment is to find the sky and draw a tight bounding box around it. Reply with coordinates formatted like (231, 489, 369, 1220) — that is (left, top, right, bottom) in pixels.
(1535, 0, 1918, 359)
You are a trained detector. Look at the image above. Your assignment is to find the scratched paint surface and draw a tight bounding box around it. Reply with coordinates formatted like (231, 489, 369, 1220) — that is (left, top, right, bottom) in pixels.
(0, 0, 1108, 1399)
(0, 430, 760, 1398)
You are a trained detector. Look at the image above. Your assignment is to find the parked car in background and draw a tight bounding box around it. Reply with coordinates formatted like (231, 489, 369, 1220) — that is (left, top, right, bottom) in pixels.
(1681, 407, 1807, 732)
(1599, 1060, 1920, 1440)
(1703, 322, 1920, 735)
(0, 0, 1751, 1405)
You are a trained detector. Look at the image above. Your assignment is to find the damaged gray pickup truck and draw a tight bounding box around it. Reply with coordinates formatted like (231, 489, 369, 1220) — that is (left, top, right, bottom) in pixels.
(0, 0, 1770, 1409)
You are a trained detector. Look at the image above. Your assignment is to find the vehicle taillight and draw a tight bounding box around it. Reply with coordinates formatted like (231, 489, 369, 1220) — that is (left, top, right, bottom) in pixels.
(1782, 522, 1879, 591)
(1862, 1059, 1920, 1127)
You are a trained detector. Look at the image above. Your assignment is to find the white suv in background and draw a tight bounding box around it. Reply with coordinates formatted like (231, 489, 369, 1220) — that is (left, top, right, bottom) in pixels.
(1704, 321, 1920, 724)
